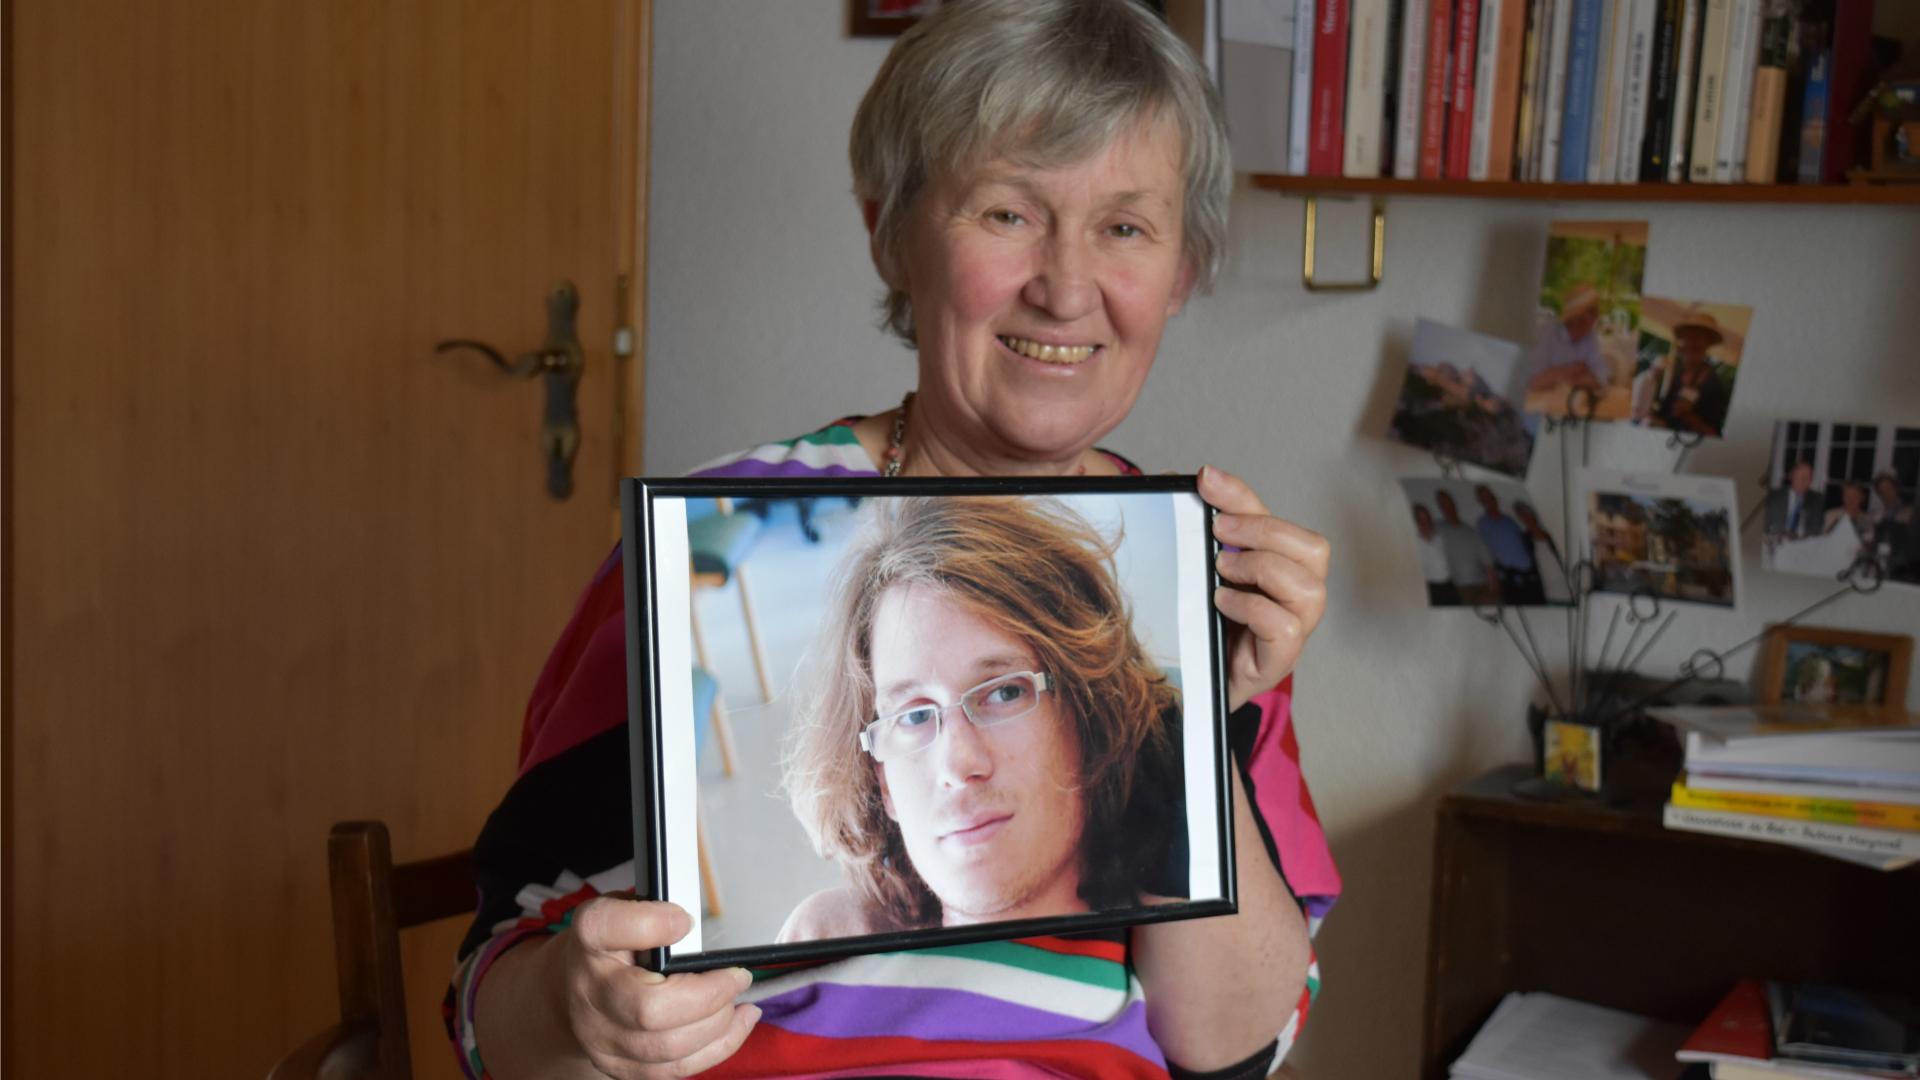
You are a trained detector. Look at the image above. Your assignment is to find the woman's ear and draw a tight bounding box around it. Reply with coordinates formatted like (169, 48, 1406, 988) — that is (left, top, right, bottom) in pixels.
(875, 762, 898, 822)
(864, 199, 907, 293)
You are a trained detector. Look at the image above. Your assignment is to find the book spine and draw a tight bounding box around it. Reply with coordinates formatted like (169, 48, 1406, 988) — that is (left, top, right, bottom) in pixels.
(1536, 0, 1566, 176)
(1382, 0, 1406, 174)
(1542, 0, 1575, 178)
(1445, 0, 1482, 177)
(1468, 0, 1503, 178)
(1666, 0, 1702, 180)
(1672, 782, 1920, 832)
(1291, 0, 1318, 173)
(1310, 0, 1352, 174)
(1820, 0, 1873, 183)
(1797, 46, 1831, 183)
(1595, 0, 1632, 181)
(1713, 0, 1756, 181)
(1344, 0, 1388, 176)
(1728, 0, 1763, 179)
(1742, 8, 1788, 183)
(1687, 0, 1731, 182)
(1616, 0, 1655, 181)
(1485, 0, 1529, 178)
(1419, 0, 1455, 176)
(1637, 0, 1680, 181)
(1395, 0, 1432, 177)
(1557, 0, 1601, 180)
(1664, 803, 1920, 858)
(1515, 0, 1548, 178)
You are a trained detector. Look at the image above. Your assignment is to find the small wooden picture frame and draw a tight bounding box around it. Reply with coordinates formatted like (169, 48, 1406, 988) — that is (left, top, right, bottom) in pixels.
(849, 0, 938, 37)
(1756, 625, 1913, 707)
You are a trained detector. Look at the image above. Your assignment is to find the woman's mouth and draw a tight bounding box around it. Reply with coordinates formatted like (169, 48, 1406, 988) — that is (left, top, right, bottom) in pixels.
(999, 335, 1095, 365)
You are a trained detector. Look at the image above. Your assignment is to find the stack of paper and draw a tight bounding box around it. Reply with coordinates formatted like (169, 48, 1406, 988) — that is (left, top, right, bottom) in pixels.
(1454, 992, 1693, 1080)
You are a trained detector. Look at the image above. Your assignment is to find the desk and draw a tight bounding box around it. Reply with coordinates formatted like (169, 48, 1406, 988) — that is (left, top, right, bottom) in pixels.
(1420, 765, 1920, 1080)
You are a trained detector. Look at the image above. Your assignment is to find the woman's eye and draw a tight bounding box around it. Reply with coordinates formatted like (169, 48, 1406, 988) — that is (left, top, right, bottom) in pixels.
(896, 707, 938, 729)
(990, 210, 1023, 225)
(1109, 223, 1141, 238)
(987, 684, 1025, 704)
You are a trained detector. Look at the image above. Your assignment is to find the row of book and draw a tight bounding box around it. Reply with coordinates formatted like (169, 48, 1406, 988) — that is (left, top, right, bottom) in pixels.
(1218, 0, 1880, 184)
(1649, 704, 1920, 871)
(1446, 983, 1918, 1080)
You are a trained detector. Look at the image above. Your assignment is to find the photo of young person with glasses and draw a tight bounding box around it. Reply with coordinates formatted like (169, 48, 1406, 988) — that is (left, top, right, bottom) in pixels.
(778, 495, 1188, 941)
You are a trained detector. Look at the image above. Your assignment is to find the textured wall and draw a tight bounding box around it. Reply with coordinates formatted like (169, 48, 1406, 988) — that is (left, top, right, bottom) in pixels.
(644, 3, 1920, 1077)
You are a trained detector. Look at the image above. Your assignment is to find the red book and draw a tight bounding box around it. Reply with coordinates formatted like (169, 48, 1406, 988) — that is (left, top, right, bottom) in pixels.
(1818, 0, 1874, 183)
(1419, 0, 1454, 178)
(1310, 0, 1353, 175)
(1443, 0, 1481, 178)
(1675, 980, 1771, 1066)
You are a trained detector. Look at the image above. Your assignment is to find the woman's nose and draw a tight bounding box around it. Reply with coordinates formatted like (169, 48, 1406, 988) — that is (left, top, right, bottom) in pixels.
(932, 706, 993, 785)
(1020, 233, 1098, 321)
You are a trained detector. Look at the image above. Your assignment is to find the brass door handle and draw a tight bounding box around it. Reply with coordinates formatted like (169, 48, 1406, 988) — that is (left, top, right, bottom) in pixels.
(437, 281, 586, 499)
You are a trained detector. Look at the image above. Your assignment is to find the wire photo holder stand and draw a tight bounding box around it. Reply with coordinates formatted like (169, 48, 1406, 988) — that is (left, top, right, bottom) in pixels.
(1434, 397, 1886, 802)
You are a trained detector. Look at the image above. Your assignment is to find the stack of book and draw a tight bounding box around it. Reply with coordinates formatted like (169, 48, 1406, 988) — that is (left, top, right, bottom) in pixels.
(1677, 980, 1920, 1080)
(1649, 704, 1920, 870)
(1217, 0, 1880, 184)
(1452, 991, 1694, 1080)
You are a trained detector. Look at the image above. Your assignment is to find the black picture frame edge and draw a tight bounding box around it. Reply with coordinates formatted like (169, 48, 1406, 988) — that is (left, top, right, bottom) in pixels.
(622, 473, 1236, 974)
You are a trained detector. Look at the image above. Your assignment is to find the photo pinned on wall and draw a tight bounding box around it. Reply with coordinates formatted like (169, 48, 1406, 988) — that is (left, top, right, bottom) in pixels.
(1761, 420, 1920, 589)
(1399, 476, 1575, 609)
(1388, 319, 1537, 478)
(1542, 720, 1602, 791)
(1756, 626, 1912, 708)
(620, 476, 1236, 973)
(1524, 221, 1650, 421)
(1579, 469, 1741, 610)
(1625, 299, 1754, 439)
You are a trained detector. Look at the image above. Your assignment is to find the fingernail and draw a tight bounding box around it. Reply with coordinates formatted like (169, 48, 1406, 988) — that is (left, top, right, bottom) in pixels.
(745, 1003, 764, 1026)
(1217, 550, 1239, 570)
(668, 906, 691, 938)
(732, 967, 753, 993)
(1199, 464, 1213, 483)
(1214, 513, 1238, 532)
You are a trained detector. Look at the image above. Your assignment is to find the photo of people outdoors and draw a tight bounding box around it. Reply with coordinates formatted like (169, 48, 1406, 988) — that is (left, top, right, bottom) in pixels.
(1524, 222, 1650, 420)
(639, 488, 1223, 963)
(1779, 640, 1899, 706)
(1400, 477, 1574, 608)
(1388, 319, 1537, 477)
(1762, 420, 1920, 588)
(1625, 299, 1753, 438)
(1580, 470, 1740, 609)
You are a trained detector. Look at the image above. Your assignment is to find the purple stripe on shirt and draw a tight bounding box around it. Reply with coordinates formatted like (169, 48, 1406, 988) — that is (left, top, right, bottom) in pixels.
(753, 982, 1165, 1066)
(691, 459, 878, 479)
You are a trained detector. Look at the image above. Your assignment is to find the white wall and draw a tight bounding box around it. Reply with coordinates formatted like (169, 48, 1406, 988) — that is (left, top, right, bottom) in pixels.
(643, 3, 1920, 1078)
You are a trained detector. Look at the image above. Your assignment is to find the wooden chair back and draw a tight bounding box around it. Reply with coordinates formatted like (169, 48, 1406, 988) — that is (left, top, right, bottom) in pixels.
(267, 822, 476, 1080)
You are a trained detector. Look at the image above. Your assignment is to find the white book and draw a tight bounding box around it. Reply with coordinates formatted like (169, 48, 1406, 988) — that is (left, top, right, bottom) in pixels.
(1541, 0, 1575, 179)
(1343, 0, 1390, 176)
(1666, 0, 1702, 181)
(1664, 803, 1920, 861)
(1712, 0, 1755, 180)
(1615, 0, 1655, 181)
(1289, 0, 1317, 173)
(1685, 772, 1920, 806)
(1595, 0, 1634, 181)
(1222, 0, 1300, 174)
(1469, 0, 1504, 178)
(1728, 0, 1763, 180)
(1688, 0, 1732, 182)
(1394, 0, 1431, 177)
(1453, 992, 1692, 1080)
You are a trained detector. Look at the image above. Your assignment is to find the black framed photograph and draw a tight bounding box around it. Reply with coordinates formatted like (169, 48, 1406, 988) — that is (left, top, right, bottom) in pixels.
(620, 475, 1236, 973)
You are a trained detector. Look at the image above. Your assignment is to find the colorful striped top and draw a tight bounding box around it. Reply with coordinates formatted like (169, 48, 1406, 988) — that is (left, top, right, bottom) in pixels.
(447, 419, 1340, 1080)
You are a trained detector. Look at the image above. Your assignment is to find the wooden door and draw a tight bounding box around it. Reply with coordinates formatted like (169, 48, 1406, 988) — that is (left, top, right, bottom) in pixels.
(4, 2, 649, 1077)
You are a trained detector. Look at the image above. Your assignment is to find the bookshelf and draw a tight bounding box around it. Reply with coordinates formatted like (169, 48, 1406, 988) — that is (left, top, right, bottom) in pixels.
(1421, 765, 1920, 1080)
(1252, 174, 1920, 205)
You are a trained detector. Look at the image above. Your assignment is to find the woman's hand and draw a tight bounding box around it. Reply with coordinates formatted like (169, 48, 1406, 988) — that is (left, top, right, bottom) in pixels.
(1201, 465, 1330, 712)
(475, 897, 760, 1080)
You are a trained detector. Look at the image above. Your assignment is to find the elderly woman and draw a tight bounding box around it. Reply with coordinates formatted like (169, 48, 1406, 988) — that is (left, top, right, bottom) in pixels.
(453, 3, 1336, 1079)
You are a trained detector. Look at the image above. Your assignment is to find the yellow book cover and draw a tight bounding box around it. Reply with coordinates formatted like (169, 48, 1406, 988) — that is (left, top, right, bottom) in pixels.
(1672, 776, 1920, 832)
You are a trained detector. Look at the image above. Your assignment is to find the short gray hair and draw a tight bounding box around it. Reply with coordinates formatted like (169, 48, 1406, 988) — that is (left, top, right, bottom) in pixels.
(851, 0, 1231, 345)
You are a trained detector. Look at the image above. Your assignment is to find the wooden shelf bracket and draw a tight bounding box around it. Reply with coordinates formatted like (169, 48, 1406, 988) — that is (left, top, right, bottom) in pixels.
(1302, 194, 1386, 292)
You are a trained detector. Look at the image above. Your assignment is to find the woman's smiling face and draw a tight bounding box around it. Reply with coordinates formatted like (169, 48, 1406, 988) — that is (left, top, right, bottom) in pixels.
(882, 119, 1195, 467)
(868, 582, 1088, 926)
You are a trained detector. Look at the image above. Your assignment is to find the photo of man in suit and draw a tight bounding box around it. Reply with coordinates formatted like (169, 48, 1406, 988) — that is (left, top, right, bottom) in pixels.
(1765, 459, 1825, 546)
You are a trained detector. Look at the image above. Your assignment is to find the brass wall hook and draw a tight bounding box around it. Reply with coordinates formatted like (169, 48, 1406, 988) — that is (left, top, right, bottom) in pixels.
(1302, 195, 1386, 292)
